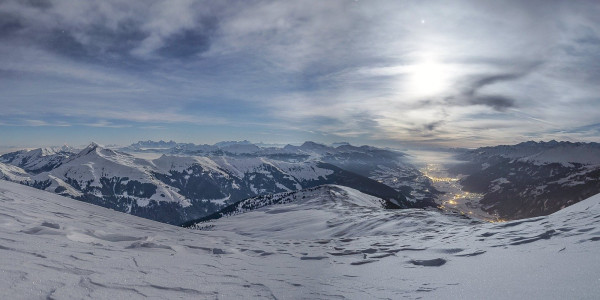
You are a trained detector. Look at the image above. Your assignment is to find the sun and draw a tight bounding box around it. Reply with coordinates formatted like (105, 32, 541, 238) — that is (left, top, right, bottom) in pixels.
(407, 56, 450, 98)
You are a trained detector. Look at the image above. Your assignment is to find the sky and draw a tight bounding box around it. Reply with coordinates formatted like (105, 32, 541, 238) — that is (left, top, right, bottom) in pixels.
(0, 0, 599, 148)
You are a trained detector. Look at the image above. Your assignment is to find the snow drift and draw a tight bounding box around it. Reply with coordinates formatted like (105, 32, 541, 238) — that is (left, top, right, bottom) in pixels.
(0, 180, 599, 299)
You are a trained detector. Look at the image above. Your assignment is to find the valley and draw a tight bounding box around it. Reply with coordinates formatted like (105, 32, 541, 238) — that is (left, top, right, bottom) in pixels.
(420, 163, 500, 221)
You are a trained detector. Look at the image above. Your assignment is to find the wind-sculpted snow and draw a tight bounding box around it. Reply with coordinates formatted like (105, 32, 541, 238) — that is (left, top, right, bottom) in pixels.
(1, 180, 598, 299)
(188, 185, 454, 239)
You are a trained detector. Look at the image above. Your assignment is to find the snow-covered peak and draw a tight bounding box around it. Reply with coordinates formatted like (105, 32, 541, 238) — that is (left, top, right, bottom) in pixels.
(219, 143, 261, 154)
(300, 141, 329, 150)
(73, 142, 101, 158)
(4, 146, 72, 159)
(87, 142, 100, 149)
(74, 143, 129, 160)
(0, 146, 74, 173)
(31, 142, 190, 208)
(279, 141, 335, 157)
(130, 140, 178, 148)
(54, 144, 76, 153)
(170, 143, 217, 154)
(36, 148, 57, 156)
(214, 140, 253, 147)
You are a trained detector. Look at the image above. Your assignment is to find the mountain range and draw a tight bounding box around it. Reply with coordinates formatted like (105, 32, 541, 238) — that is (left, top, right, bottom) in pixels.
(3, 139, 599, 224)
(0, 141, 436, 224)
(450, 140, 600, 219)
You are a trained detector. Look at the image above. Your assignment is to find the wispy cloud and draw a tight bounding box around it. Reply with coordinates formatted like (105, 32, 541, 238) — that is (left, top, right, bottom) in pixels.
(82, 121, 131, 128)
(23, 120, 71, 127)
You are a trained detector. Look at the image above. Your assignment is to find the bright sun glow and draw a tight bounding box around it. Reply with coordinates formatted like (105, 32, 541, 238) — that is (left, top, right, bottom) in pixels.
(408, 56, 450, 97)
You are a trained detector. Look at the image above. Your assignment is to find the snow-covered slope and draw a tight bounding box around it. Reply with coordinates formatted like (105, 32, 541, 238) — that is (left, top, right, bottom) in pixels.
(0, 180, 599, 299)
(185, 185, 392, 226)
(0, 162, 30, 182)
(187, 185, 431, 238)
(3, 144, 204, 224)
(34, 143, 189, 205)
(218, 185, 389, 216)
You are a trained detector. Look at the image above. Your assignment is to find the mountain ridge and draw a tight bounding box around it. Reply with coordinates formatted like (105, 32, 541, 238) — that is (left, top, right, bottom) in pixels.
(450, 140, 600, 219)
(0, 142, 432, 224)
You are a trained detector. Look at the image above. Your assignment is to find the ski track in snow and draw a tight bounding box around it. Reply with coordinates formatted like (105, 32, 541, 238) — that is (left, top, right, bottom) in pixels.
(0, 180, 599, 299)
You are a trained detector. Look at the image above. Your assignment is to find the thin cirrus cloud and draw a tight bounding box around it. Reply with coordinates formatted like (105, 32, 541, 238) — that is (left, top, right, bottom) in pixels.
(0, 0, 599, 147)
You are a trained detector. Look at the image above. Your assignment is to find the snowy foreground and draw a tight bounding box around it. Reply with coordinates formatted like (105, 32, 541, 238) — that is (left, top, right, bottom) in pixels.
(0, 181, 599, 299)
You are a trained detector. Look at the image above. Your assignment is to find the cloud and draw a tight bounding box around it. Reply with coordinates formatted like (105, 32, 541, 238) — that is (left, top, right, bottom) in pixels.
(156, 26, 214, 58)
(23, 120, 71, 127)
(0, 0, 219, 65)
(22, 0, 52, 9)
(0, 0, 599, 147)
(467, 95, 515, 111)
(424, 121, 445, 132)
(451, 65, 542, 111)
(466, 73, 528, 95)
(82, 121, 131, 128)
(0, 12, 23, 36)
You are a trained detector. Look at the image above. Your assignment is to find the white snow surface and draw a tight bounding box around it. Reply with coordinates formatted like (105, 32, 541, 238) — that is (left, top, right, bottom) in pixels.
(1, 180, 599, 299)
